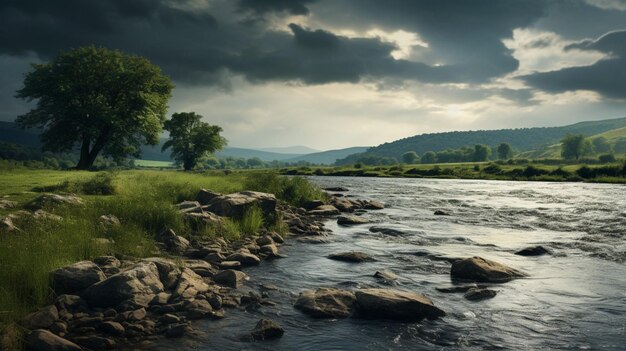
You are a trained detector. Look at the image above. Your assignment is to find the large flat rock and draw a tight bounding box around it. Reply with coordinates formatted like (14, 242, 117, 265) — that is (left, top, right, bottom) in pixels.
(294, 288, 356, 318)
(354, 288, 445, 321)
(451, 256, 527, 283)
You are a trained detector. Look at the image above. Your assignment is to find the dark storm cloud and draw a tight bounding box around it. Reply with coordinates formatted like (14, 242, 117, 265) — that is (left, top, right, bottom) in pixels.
(522, 30, 626, 99)
(309, 0, 549, 81)
(237, 0, 317, 16)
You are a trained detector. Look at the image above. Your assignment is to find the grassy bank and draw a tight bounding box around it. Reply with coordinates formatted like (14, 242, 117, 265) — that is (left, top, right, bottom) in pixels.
(0, 169, 323, 344)
(279, 161, 626, 183)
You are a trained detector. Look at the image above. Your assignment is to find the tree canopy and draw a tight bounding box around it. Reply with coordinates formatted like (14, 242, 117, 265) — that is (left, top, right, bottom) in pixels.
(497, 143, 513, 160)
(472, 144, 492, 162)
(402, 151, 420, 164)
(162, 112, 227, 171)
(16, 46, 174, 169)
(561, 134, 590, 160)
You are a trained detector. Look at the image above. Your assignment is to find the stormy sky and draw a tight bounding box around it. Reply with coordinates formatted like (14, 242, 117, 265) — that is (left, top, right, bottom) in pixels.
(1, 0, 625, 150)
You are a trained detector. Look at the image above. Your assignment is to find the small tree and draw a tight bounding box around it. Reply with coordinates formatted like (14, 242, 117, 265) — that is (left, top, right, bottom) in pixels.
(421, 151, 437, 164)
(473, 144, 492, 162)
(162, 112, 227, 171)
(561, 134, 587, 160)
(246, 157, 264, 168)
(16, 46, 173, 169)
(402, 151, 420, 164)
(496, 143, 513, 160)
(591, 137, 612, 154)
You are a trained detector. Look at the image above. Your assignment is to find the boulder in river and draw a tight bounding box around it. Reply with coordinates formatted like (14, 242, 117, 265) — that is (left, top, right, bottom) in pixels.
(464, 288, 497, 301)
(515, 245, 551, 256)
(82, 261, 165, 308)
(362, 200, 385, 210)
(434, 210, 450, 216)
(226, 252, 261, 266)
(51, 261, 107, 295)
(294, 288, 356, 318)
(204, 191, 276, 218)
(450, 256, 526, 283)
(337, 215, 370, 226)
(247, 319, 284, 341)
(324, 187, 349, 192)
(369, 226, 406, 236)
(373, 270, 398, 283)
(26, 329, 82, 351)
(328, 251, 375, 263)
(354, 288, 445, 321)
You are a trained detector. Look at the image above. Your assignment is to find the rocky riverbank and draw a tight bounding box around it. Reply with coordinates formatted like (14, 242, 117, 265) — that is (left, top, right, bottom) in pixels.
(17, 187, 391, 350)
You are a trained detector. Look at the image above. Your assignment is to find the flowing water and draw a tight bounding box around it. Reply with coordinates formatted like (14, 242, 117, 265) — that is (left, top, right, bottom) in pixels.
(160, 177, 626, 350)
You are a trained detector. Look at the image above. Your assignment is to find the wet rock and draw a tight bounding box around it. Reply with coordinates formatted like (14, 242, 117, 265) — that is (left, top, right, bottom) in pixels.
(515, 245, 551, 256)
(259, 243, 279, 257)
(98, 214, 120, 228)
(71, 336, 115, 349)
(303, 200, 325, 210)
(22, 305, 58, 329)
(159, 313, 181, 324)
(307, 205, 340, 216)
(270, 232, 284, 244)
(204, 191, 276, 218)
(324, 187, 349, 192)
(247, 319, 284, 341)
(354, 288, 445, 321)
(156, 228, 190, 253)
(207, 295, 223, 310)
(434, 210, 450, 216)
(226, 252, 261, 266)
(173, 268, 209, 299)
(82, 262, 165, 308)
(213, 270, 248, 288)
(54, 294, 87, 313)
(26, 329, 82, 351)
(196, 189, 223, 205)
(450, 256, 527, 283)
(164, 323, 190, 338)
(142, 257, 182, 290)
(328, 251, 375, 263)
(373, 270, 398, 283)
(205, 252, 226, 263)
(24, 194, 83, 211)
(98, 321, 125, 336)
(151, 292, 172, 305)
(51, 261, 106, 295)
(369, 226, 405, 236)
(337, 215, 369, 226)
(255, 235, 274, 246)
(184, 259, 217, 278)
(49, 321, 68, 336)
(436, 284, 479, 293)
(362, 200, 385, 210)
(330, 198, 358, 212)
(298, 236, 330, 244)
(294, 288, 356, 318)
(464, 288, 497, 301)
(118, 308, 146, 322)
(218, 261, 242, 270)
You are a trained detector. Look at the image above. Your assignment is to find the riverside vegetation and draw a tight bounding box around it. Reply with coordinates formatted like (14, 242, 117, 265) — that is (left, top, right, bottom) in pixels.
(0, 169, 327, 349)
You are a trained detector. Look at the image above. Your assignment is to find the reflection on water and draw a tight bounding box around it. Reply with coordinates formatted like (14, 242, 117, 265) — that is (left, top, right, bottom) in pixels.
(159, 177, 626, 350)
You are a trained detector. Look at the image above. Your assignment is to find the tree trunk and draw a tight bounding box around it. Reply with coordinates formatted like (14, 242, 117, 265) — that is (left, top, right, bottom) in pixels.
(75, 137, 91, 170)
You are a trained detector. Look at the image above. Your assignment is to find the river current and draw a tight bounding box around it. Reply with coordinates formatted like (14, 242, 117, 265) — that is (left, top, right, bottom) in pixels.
(158, 177, 626, 350)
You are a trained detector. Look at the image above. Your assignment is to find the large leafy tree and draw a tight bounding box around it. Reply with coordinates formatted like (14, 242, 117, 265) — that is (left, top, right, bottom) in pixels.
(402, 151, 420, 164)
(472, 144, 491, 162)
(561, 134, 590, 160)
(162, 112, 227, 171)
(16, 46, 174, 169)
(496, 142, 513, 160)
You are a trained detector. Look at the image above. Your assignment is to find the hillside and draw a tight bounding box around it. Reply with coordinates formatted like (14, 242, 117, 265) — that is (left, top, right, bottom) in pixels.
(335, 117, 626, 165)
(286, 146, 370, 165)
(518, 126, 626, 159)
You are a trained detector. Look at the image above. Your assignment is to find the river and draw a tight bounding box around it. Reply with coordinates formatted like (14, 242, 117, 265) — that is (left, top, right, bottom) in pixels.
(158, 177, 626, 350)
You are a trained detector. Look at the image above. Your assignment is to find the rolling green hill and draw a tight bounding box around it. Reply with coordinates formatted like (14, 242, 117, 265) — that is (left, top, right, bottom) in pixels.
(285, 146, 369, 165)
(336, 117, 626, 165)
(518, 126, 626, 159)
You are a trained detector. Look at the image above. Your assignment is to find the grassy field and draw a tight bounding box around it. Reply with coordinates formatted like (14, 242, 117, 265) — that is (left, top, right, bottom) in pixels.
(134, 159, 174, 168)
(0, 169, 323, 346)
(280, 161, 626, 183)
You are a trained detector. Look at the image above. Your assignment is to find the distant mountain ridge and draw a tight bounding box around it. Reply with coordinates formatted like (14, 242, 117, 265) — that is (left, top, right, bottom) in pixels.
(335, 117, 626, 165)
